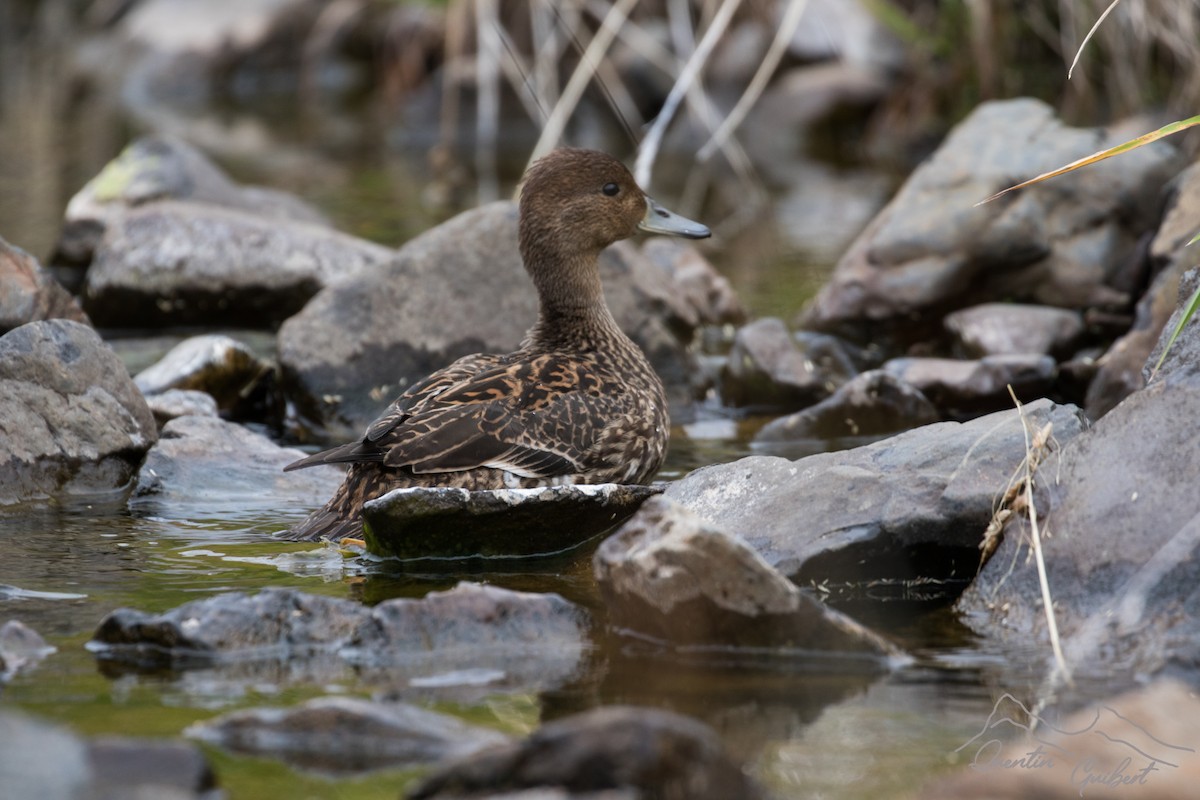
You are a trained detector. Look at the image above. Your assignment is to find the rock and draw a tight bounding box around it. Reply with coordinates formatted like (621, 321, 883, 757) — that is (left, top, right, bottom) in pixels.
(1087, 163, 1200, 417)
(664, 399, 1087, 595)
(754, 369, 939, 443)
(0, 711, 217, 800)
(130, 415, 343, 518)
(277, 201, 710, 437)
(956, 368, 1200, 682)
(594, 496, 904, 660)
(83, 199, 392, 328)
(0, 620, 54, 680)
(0, 320, 158, 506)
(54, 133, 328, 267)
(144, 388, 219, 426)
(134, 333, 280, 421)
(639, 237, 746, 326)
(407, 706, 764, 800)
(800, 99, 1181, 345)
(881, 354, 1057, 416)
(91, 583, 588, 697)
(720, 317, 854, 410)
(358, 484, 661, 560)
(0, 237, 89, 335)
(186, 697, 509, 775)
(925, 680, 1200, 799)
(944, 302, 1085, 357)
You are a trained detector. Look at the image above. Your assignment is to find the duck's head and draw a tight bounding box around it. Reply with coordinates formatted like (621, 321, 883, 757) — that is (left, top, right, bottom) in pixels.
(518, 148, 710, 258)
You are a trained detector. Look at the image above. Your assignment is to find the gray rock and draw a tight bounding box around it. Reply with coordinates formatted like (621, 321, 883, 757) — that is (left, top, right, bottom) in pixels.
(755, 369, 939, 443)
(665, 399, 1087, 592)
(54, 134, 328, 266)
(91, 583, 588, 696)
(0, 320, 158, 506)
(134, 333, 280, 420)
(800, 99, 1181, 344)
(278, 201, 709, 437)
(639, 237, 746, 326)
(0, 620, 54, 680)
(720, 317, 854, 409)
(144, 389, 219, 426)
(1146, 266, 1200, 387)
(0, 237, 89, 335)
(407, 706, 764, 800)
(186, 697, 509, 775)
(0, 711, 217, 800)
(881, 354, 1057, 416)
(944, 302, 1084, 357)
(595, 496, 904, 660)
(957, 370, 1200, 683)
(83, 199, 392, 328)
(360, 483, 661, 560)
(130, 415, 343, 518)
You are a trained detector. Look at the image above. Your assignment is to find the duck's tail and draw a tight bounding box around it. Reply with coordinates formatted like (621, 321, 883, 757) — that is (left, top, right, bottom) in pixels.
(279, 475, 364, 542)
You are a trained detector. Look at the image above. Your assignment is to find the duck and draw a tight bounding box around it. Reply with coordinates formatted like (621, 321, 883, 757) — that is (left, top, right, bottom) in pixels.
(282, 147, 710, 541)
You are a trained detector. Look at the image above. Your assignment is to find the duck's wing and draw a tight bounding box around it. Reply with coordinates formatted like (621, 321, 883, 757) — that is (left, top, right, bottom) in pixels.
(282, 353, 508, 472)
(375, 353, 620, 479)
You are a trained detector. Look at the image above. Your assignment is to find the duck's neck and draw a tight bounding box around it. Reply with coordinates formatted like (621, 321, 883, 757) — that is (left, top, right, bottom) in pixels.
(520, 235, 623, 351)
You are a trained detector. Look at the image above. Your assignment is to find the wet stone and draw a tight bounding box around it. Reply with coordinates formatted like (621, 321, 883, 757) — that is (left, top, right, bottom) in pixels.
(186, 697, 509, 775)
(881, 353, 1057, 416)
(360, 483, 661, 562)
(720, 317, 854, 410)
(407, 706, 765, 800)
(134, 333, 281, 422)
(944, 302, 1084, 358)
(0, 620, 54, 680)
(594, 496, 904, 661)
(0, 319, 158, 506)
(665, 399, 1087, 597)
(754, 369, 939, 444)
(144, 388, 219, 427)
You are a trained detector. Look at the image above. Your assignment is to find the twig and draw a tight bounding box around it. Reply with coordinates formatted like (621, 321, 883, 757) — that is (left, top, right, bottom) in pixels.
(1008, 385, 1072, 686)
(635, 0, 744, 187)
(697, 0, 809, 162)
(475, 0, 502, 202)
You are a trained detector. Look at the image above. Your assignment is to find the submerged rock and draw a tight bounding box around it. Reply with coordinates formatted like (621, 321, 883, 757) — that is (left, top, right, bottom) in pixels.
(84, 199, 392, 328)
(755, 369, 939, 443)
(881, 353, 1057, 416)
(944, 302, 1084, 358)
(0, 237, 89, 335)
(359, 483, 661, 561)
(665, 399, 1087, 595)
(720, 317, 854, 410)
(91, 583, 588, 696)
(0, 711, 217, 800)
(408, 705, 764, 800)
(924, 680, 1200, 799)
(0, 320, 158, 506)
(801, 98, 1180, 345)
(131, 415, 342, 518)
(595, 496, 903, 661)
(0, 620, 54, 680)
(54, 134, 329, 267)
(134, 333, 280, 421)
(187, 697, 509, 775)
(278, 201, 713, 437)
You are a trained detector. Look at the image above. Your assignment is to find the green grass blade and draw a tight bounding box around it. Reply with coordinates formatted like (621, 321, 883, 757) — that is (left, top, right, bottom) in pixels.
(1149, 281, 1200, 382)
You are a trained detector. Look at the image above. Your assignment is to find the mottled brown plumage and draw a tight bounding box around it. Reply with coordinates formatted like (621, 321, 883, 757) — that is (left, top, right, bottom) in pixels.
(283, 148, 710, 541)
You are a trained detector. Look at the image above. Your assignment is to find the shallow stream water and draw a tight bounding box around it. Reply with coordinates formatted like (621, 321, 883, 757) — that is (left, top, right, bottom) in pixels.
(0, 8, 1040, 798)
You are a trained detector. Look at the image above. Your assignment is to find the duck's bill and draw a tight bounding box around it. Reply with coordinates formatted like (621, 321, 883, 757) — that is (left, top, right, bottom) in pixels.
(639, 197, 711, 239)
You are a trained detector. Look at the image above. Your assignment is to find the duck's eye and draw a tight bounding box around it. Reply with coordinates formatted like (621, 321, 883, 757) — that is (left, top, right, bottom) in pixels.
(602, 182, 620, 197)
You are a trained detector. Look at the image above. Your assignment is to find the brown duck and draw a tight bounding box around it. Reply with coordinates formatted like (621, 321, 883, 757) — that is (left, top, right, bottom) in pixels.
(283, 148, 710, 541)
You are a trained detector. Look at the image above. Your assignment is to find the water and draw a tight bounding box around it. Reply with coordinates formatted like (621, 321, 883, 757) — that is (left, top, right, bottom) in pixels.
(0, 6, 1019, 798)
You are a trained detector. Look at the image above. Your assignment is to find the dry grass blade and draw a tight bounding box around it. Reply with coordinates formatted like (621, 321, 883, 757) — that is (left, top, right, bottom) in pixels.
(1008, 385, 1072, 686)
(977, 115, 1200, 206)
(1067, 0, 1122, 79)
